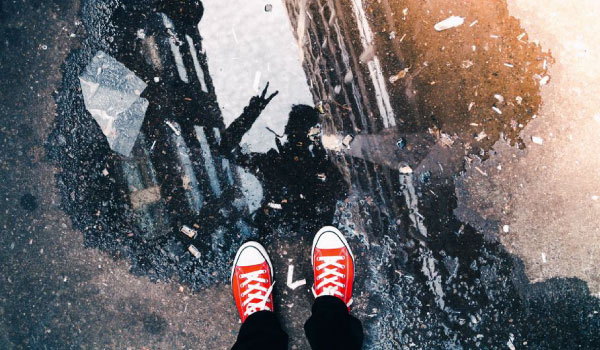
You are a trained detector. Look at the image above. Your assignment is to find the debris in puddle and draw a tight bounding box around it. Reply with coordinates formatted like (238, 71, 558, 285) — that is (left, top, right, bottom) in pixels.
(503, 225, 510, 233)
(492, 106, 502, 115)
(342, 135, 354, 148)
(494, 94, 504, 103)
(399, 162, 413, 175)
(129, 186, 161, 209)
(359, 44, 375, 63)
(461, 60, 474, 69)
(268, 202, 283, 210)
(136, 29, 145, 39)
(439, 132, 455, 148)
(474, 167, 488, 176)
(389, 68, 409, 83)
(181, 225, 198, 239)
(79, 50, 149, 157)
(188, 245, 201, 258)
(396, 137, 407, 150)
(507, 333, 516, 350)
(469, 20, 478, 27)
(321, 135, 343, 152)
(307, 125, 321, 141)
(475, 131, 487, 141)
(286, 265, 306, 290)
(165, 120, 181, 135)
(434, 16, 465, 31)
(252, 71, 262, 92)
(531, 136, 544, 145)
(315, 101, 326, 114)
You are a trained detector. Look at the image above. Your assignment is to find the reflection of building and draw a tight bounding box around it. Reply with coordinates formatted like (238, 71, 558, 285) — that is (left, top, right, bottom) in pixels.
(118, 9, 258, 242)
(283, 0, 405, 237)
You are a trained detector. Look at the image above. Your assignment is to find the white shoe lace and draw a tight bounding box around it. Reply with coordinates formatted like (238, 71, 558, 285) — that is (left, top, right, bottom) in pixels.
(312, 256, 353, 307)
(240, 269, 275, 317)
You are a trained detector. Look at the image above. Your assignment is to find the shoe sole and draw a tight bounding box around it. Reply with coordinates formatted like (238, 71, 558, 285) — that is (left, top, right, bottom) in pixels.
(230, 241, 274, 283)
(311, 226, 355, 268)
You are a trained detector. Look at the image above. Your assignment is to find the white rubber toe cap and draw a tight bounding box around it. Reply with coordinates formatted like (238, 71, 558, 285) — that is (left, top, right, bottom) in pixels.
(231, 241, 273, 281)
(315, 231, 345, 249)
(237, 246, 266, 266)
(312, 226, 354, 261)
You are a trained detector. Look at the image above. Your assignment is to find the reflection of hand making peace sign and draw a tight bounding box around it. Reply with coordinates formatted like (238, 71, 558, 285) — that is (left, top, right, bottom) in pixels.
(249, 82, 279, 111)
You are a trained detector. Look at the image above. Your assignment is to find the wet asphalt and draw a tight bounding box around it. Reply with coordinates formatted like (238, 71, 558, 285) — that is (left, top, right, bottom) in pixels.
(1, 0, 600, 349)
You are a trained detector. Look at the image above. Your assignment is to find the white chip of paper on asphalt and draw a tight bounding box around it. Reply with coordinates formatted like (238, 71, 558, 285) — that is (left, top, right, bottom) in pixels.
(434, 16, 465, 31)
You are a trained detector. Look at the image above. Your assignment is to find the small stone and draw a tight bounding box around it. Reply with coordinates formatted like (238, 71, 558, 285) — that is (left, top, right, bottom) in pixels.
(503, 225, 510, 233)
(396, 137, 407, 149)
(531, 136, 544, 145)
(264, 4, 273, 12)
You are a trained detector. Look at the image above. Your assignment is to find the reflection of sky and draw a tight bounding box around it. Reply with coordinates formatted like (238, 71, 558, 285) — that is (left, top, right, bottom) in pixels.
(199, 0, 313, 153)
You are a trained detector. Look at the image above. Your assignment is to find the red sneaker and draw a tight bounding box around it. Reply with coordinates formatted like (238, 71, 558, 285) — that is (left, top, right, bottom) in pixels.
(231, 242, 275, 322)
(311, 226, 355, 307)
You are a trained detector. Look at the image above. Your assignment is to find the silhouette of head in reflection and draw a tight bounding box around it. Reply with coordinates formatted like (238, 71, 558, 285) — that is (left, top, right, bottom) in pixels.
(220, 84, 347, 232)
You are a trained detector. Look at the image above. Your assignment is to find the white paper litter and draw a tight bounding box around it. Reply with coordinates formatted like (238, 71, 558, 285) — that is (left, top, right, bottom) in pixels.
(267, 202, 282, 210)
(531, 136, 544, 145)
(79, 51, 149, 157)
(434, 16, 465, 31)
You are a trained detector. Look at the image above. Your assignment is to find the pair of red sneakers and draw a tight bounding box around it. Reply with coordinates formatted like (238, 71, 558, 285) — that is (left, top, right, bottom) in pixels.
(231, 226, 355, 322)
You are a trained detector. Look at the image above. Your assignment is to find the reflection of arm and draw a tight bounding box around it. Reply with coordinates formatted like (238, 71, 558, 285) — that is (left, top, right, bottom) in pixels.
(219, 83, 278, 157)
(219, 100, 264, 157)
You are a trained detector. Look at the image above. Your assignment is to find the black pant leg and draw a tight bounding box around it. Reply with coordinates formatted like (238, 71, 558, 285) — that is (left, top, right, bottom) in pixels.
(304, 296, 364, 350)
(232, 311, 289, 350)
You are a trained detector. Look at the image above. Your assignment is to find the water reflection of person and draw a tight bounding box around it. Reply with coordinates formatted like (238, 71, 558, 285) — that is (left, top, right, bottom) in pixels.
(220, 83, 347, 232)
